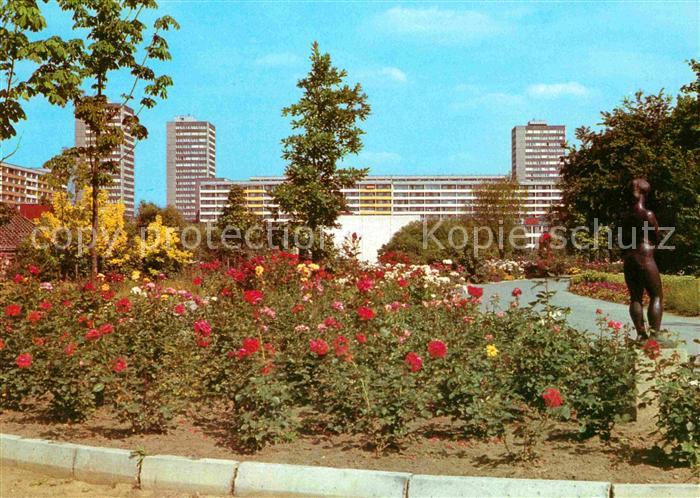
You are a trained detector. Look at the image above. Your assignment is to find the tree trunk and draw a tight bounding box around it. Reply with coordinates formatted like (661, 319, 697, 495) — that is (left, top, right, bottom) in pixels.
(91, 169, 99, 279)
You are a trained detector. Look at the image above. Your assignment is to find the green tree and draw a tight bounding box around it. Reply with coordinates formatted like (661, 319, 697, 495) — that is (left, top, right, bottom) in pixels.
(1, 0, 83, 159)
(559, 60, 700, 274)
(468, 179, 524, 258)
(0, 202, 16, 226)
(272, 42, 371, 260)
(216, 185, 262, 255)
(44, 0, 179, 277)
(136, 201, 185, 230)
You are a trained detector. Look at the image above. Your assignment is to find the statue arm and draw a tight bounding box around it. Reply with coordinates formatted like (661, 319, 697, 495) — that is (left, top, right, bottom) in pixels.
(648, 211, 660, 246)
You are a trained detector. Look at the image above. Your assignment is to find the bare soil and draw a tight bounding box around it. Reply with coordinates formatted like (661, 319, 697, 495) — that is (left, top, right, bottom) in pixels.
(0, 465, 225, 498)
(1, 403, 698, 486)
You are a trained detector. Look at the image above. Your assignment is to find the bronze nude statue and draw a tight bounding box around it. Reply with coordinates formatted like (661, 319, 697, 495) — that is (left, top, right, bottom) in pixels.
(621, 178, 663, 341)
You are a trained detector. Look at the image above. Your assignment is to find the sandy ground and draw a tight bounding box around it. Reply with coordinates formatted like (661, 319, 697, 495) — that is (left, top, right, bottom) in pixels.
(0, 464, 228, 498)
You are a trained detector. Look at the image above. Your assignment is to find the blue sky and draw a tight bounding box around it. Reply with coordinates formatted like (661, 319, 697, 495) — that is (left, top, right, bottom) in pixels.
(6, 1, 699, 206)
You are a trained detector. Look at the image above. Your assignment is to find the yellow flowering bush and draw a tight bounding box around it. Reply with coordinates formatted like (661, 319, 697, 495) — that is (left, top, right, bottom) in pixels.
(135, 215, 192, 274)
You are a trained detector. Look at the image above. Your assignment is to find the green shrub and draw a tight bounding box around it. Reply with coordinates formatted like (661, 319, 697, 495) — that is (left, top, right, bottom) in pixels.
(656, 362, 700, 468)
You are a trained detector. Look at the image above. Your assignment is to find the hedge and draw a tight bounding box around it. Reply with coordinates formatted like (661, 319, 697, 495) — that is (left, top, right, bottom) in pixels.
(570, 271, 700, 316)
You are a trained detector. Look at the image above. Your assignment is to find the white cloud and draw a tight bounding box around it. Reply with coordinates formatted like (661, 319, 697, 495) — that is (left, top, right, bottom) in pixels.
(254, 52, 301, 68)
(526, 82, 589, 98)
(374, 7, 502, 43)
(355, 66, 408, 86)
(378, 67, 408, 83)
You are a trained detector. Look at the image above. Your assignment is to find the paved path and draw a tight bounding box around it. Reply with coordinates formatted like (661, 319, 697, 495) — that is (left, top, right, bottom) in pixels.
(478, 278, 700, 356)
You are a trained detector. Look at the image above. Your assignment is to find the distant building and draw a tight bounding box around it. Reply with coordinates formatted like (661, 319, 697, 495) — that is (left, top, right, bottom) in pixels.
(75, 103, 136, 217)
(196, 175, 562, 247)
(166, 116, 216, 221)
(0, 162, 54, 206)
(511, 121, 566, 182)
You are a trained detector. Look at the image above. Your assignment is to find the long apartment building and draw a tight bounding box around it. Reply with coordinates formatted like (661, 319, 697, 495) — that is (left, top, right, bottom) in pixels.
(75, 103, 136, 217)
(511, 120, 566, 182)
(0, 162, 54, 206)
(166, 116, 216, 221)
(190, 121, 564, 245)
(196, 175, 562, 244)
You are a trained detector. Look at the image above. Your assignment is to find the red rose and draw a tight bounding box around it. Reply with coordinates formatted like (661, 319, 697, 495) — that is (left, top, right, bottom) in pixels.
(27, 264, 41, 276)
(83, 281, 96, 292)
(193, 276, 203, 286)
(243, 289, 264, 305)
(16, 353, 32, 369)
(291, 303, 305, 314)
(112, 357, 127, 373)
(27, 311, 43, 324)
(540, 232, 552, 243)
(193, 320, 212, 337)
(642, 339, 661, 360)
(85, 328, 101, 341)
(309, 338, 329, 356)
(196, 337, 211, 348)
(99, 323, 114, 335)
(242, 337, 260, 355)
(261, 363, 274, 375)
(357, 306, 376, 321)
(39, 300, 52, 311)
(512, 287, 522, 297)
(101, 290, 115, 301)
(467, 286, 483, 298)
(64, 343, 77, 356)
(4, 304, 21, 317)
(356, 277, 374, 293)
(355, 333, 367, 344)
(405, 352, 423, 372)
(226, 268, 246, 282)
(333, 335, 350, 358)
(397, 278, 409, 288)
(116, 297, 132, 313)
(0, 338, 4, 350)
(12, 274, 24, 284)
(542, 387, 563, 408)
(428, 339, 447, 358)
(174, 303, 186, 315)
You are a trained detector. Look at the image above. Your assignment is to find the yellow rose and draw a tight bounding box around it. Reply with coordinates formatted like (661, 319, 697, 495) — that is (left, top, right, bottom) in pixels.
(255, 265, 265, 277)
(486, 344, 499, 358)
(131, 270, 141, 281)
(309, 263, 320, 271)
(101, 283, 110, 292)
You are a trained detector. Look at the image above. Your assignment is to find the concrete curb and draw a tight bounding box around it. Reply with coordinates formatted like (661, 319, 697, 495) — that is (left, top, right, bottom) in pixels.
(234, 461, 409, 497)
(408, 474, 611, 498)
(1, 434, 698, 497)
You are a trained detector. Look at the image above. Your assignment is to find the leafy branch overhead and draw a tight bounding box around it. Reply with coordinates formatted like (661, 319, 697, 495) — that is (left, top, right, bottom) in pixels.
(0, 0, 83, 157)
(40, 0, 179, 277)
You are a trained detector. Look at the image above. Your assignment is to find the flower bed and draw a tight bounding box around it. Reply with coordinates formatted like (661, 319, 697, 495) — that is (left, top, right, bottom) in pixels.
(0, 254, 697, 469)
(570, 271, 700, 316)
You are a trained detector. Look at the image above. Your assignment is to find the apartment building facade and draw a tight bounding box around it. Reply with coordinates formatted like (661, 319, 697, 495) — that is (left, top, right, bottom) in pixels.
(166, 116, 217, 221)
(75, 103, 136, 216)
(511, 121, 566, 182)
(0, 162, 54, 206)
(196, 175, 562, 246)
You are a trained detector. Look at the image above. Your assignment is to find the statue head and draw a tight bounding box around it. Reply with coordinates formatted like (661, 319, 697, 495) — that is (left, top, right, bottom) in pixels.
(632, 178, 650, 201)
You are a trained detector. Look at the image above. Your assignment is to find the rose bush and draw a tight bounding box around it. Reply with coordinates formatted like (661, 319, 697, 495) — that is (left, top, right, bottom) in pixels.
(0, 252, 650, 459)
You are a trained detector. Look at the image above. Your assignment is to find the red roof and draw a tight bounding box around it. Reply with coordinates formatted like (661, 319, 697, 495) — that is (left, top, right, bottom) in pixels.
(18, 204, 52, 220)
(0, 212, 36, 252)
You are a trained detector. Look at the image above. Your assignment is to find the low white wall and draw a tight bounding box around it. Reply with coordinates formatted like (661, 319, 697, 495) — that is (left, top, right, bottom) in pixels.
(332, 215, 420, 262)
